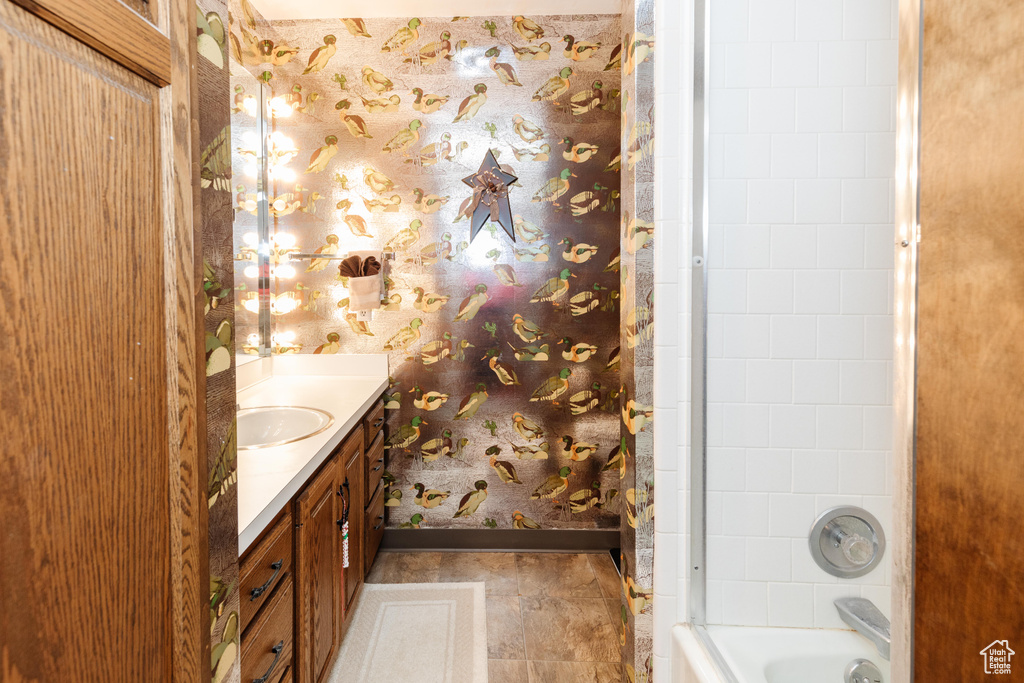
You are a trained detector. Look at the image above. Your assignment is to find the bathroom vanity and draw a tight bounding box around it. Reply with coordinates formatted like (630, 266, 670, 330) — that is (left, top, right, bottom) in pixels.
(235, 356, 389, 683)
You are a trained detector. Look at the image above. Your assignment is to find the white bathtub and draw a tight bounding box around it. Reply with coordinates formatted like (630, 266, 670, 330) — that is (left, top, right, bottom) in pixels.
(672, 624, 891, 683)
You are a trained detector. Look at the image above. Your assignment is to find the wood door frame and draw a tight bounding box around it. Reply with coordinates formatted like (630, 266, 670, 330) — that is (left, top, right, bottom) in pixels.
(892, 0, 921, 681)
(156, 0, 209, 680)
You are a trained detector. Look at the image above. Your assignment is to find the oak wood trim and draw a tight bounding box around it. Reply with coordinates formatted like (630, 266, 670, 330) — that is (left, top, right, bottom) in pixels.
(9, 0, 172, 85)
(159, 0, 205, 679)
(914, 0, 1024, 676)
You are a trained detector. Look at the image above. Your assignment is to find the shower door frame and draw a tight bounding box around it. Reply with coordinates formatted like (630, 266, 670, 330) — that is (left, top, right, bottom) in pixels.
(683, 0, 919, 679)
(684, 0, 741, 678)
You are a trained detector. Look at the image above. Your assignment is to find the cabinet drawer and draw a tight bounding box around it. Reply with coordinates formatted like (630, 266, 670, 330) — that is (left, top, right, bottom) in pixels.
(364, 399, 386, 447)
(364, 431, 385, 506)
(241, 577, 294, 683)
(240, 509, 293, 633)
(364, 482, 385, 575)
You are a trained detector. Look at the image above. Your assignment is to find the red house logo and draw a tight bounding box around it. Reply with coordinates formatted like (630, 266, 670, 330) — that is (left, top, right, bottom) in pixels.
(980, 640, 1015, 674)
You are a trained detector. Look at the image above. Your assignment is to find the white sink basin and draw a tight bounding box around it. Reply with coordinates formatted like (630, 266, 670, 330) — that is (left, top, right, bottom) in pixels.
(237, 406, 335, 449)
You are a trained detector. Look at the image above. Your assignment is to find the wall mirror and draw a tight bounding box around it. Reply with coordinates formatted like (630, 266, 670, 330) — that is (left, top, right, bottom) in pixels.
(231, 68, 271, 363)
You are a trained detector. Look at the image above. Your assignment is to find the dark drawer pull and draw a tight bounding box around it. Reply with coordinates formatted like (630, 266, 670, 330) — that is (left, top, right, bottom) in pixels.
(373, 514, 384, 531)
(372, 458, 384, 472)
(373, 416, 385, 428)
(253, 641, 284, 683)
(249, 560, 283, 601)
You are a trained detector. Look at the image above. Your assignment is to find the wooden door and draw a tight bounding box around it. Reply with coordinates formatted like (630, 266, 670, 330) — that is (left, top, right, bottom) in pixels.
(914, 0, 1024, 677)
(0, 1, 203, 681)
(295, 457, 341, 683)
(343, 444, 364, 615)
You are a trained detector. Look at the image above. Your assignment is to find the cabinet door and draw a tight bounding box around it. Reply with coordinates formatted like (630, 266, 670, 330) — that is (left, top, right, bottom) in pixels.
(343, 447, 364, 613)
(365, 483, 386, 575)
(295, 458, 341, 683)
(0, 1, 203, 680)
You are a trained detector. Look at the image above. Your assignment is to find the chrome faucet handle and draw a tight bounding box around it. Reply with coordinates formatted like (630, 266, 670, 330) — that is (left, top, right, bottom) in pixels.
(835, 597, 891, 661)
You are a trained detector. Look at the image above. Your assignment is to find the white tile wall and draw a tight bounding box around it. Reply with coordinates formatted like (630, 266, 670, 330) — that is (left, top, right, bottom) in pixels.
(702, 0, 896, 629)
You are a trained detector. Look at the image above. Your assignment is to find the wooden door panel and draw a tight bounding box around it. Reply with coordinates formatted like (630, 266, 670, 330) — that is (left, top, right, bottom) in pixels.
(308, 490, 337, 683)
(344, 448, 364, 613)
(0, 1, 174, 680)
(296, 461, 340, 683)
(915, 0, 1024, 677)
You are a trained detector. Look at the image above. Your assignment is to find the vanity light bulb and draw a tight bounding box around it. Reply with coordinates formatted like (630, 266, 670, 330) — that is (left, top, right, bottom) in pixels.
(244, 163, 257, 179)
(269, 96, 293, 118)
(270, 166, 297, 183)
(274, 264, 296, 279)
(243, 298, 259, 314)
(269, 132, 294, 148)
(247, 333, 260, 346)
(271, 331, 296, 345)
(274, 233, 296, 248)
(273, 296, 298, 314)
(243, 232, 258, 246)
(243, 265, 259, 279)
(242, 96, 258, 117)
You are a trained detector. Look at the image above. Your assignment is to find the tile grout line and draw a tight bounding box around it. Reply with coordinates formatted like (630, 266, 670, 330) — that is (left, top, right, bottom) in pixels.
(587, 552, 620, 632)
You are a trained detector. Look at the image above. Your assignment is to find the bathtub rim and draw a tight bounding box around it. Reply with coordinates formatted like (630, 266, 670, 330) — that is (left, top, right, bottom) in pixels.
(672, 623, 740, 683)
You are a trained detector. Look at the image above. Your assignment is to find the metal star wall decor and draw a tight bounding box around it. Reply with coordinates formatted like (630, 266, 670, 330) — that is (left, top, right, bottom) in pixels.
(462, 149, 517, 242)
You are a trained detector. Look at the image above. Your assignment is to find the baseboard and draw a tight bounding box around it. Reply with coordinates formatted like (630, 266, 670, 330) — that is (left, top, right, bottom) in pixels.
(380, 528, 620, 552)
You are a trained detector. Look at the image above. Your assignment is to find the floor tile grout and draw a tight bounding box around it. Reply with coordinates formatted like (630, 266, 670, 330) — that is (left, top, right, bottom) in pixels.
(390, 552, 623, 675)
(513, 553, 530, 662)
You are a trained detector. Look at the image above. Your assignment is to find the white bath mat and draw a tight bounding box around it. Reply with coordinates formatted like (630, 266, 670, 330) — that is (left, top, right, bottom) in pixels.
(329, 582, 488, 683)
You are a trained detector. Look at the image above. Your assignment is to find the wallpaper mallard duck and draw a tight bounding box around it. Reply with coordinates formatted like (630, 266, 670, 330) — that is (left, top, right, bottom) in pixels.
(228, 10, 625, 533)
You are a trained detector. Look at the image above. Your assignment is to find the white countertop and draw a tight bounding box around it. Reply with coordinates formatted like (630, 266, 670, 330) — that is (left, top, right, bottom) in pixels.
(236, 355, 389, 554)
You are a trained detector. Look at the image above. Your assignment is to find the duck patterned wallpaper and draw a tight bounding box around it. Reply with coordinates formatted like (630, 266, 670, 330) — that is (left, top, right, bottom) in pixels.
(617, 0, 656, 679)
(199, 1, 241, 681)
(228, 9, 626, 534)
(226, 1, 657, 679)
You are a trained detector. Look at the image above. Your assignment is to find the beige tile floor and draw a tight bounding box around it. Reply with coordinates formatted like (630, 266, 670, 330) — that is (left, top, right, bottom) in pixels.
(366, 551, 624, 683)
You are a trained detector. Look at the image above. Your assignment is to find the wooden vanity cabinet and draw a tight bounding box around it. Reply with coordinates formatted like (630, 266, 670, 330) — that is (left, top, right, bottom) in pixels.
(340, 429, 365, 616)
(294, 425, 364, 683)
(242, 395, 385, 683)
(295, 448, 343, 683)
(365, 482, 386, 574)
(365, 431, 386, 509)
(363, 399, 388, 574)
